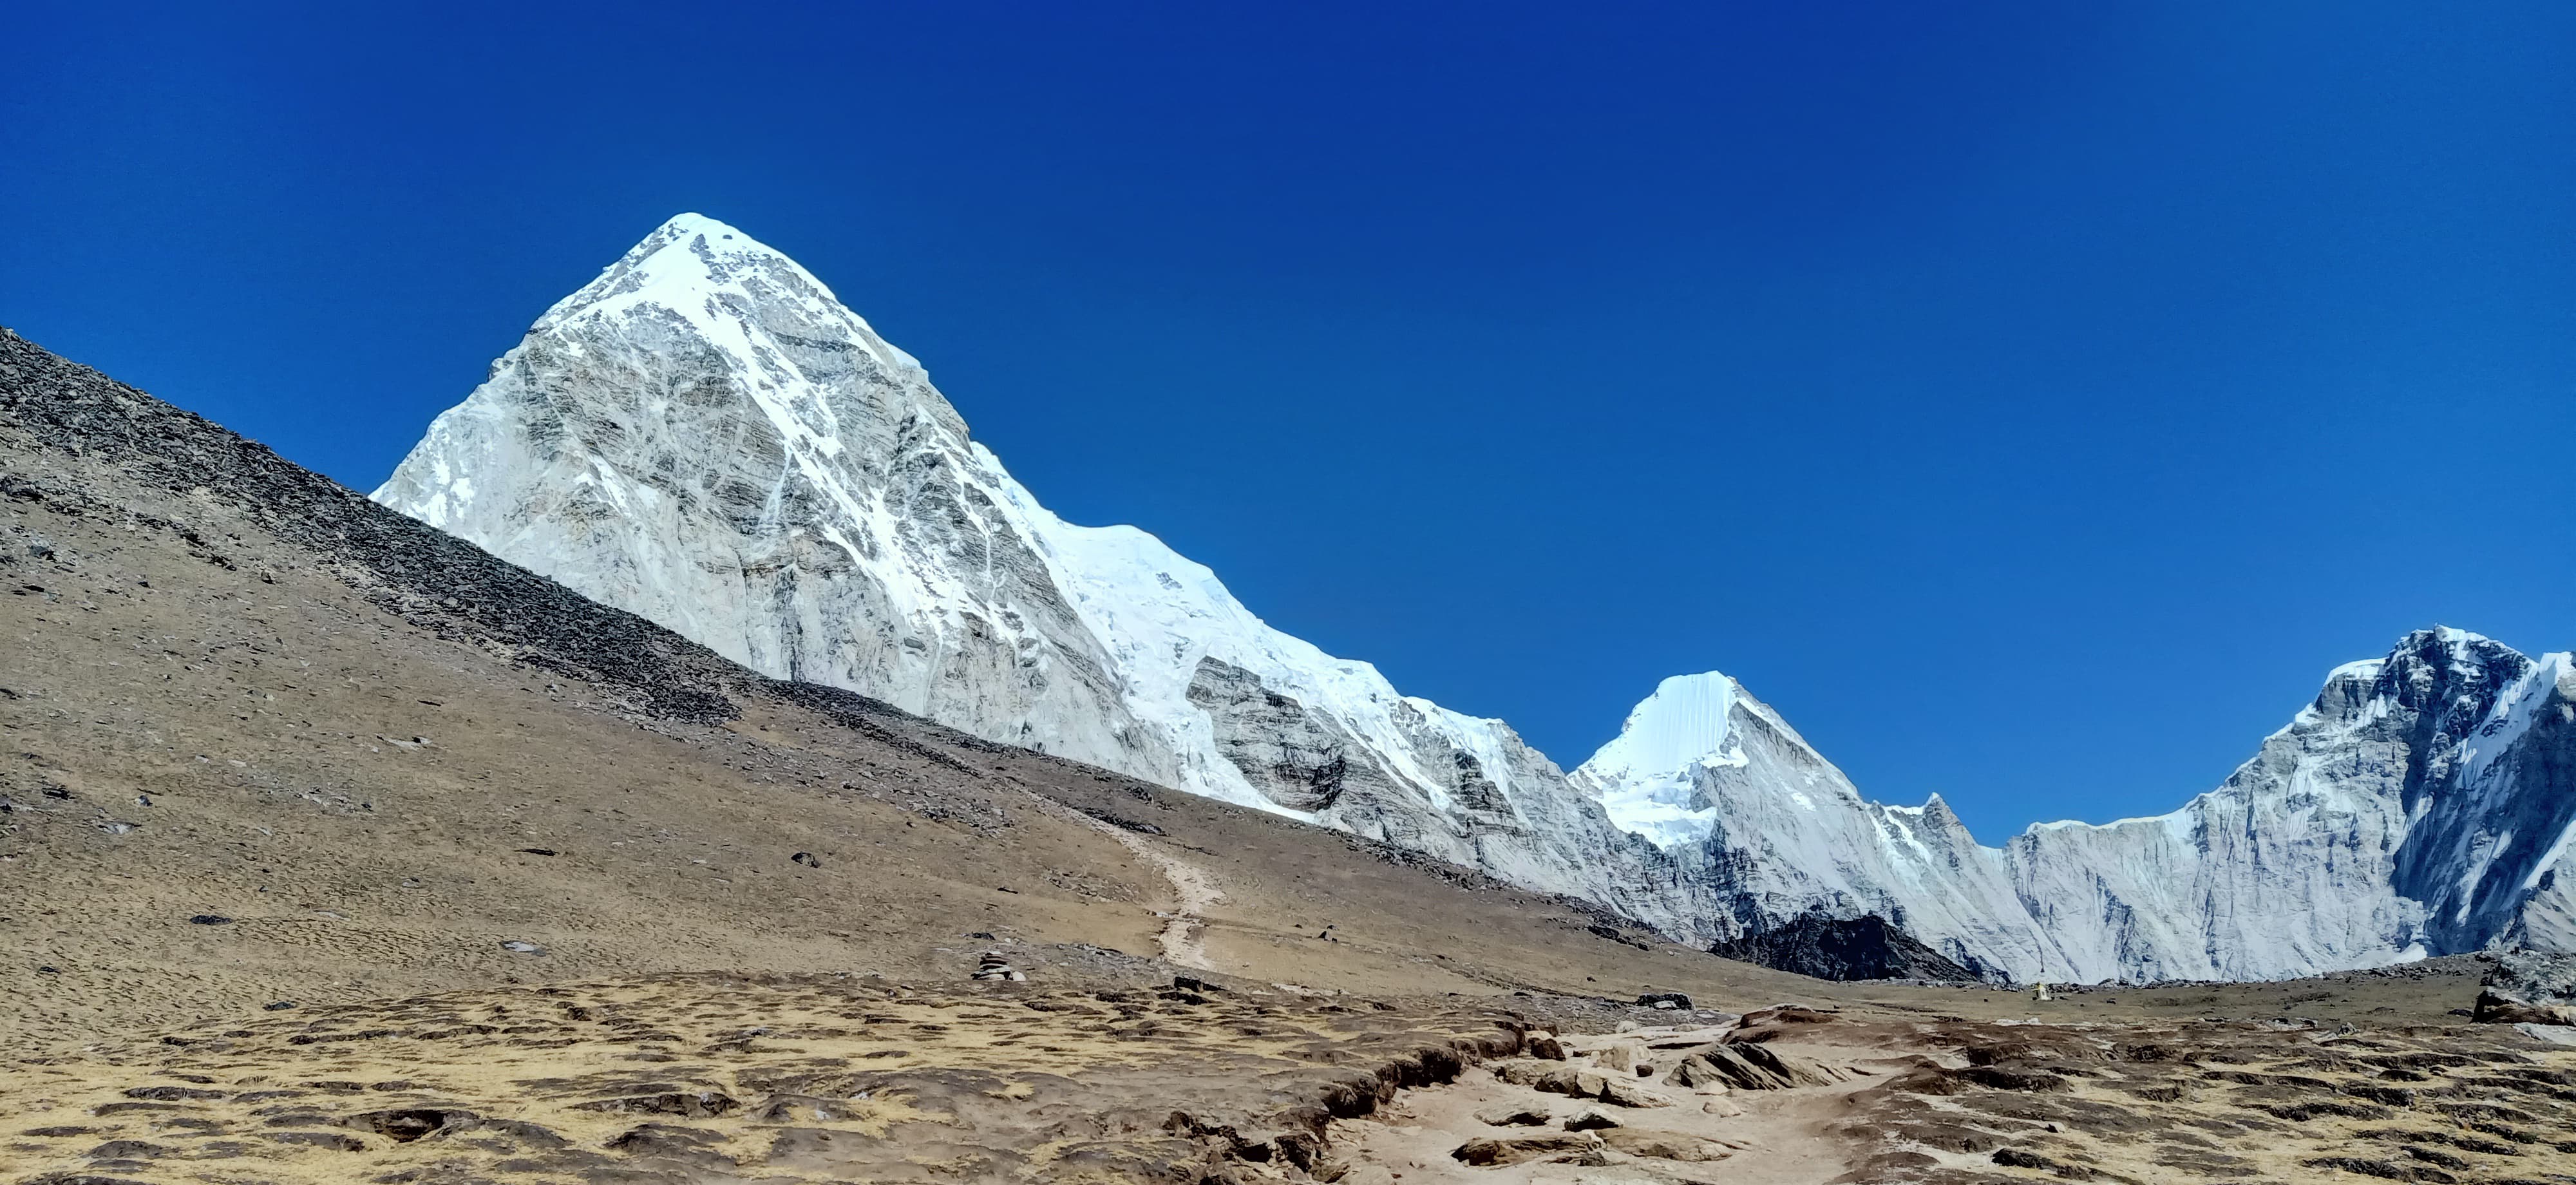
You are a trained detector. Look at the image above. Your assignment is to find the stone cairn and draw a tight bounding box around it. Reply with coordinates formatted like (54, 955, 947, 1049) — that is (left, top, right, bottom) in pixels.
(972, 951, 1026, 981)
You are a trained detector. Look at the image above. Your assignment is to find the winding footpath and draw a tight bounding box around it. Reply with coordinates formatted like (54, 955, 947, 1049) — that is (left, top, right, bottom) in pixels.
(1019, 789, 1226, 969)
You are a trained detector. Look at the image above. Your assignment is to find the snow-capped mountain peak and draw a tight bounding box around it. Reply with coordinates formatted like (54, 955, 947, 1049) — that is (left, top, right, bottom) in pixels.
(374, 213, 1678, 925)
(1590, 672, 1745, 775)
(543, 213, 848, 325)
(1580, 625, 2576, 983)
(375, 214, 2576, 986)
(1569, 671, 1746, 848)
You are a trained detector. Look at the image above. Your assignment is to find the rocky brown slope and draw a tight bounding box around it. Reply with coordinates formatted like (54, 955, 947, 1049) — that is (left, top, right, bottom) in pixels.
(1, 323, 1835, 1048)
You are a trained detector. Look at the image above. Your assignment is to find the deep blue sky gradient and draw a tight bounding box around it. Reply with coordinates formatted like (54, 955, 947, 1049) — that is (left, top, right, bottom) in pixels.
(6, 2, 2571, 839)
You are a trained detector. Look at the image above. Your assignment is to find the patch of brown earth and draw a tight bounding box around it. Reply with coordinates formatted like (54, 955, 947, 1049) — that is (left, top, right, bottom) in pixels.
(1323, 1008, 2576, 1185)
(1824, 1010, 2576, 1184)
(0, 972, 1529, 1183)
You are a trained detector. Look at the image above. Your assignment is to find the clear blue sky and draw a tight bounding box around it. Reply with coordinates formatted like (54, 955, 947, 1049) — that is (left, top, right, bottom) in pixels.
(7, 3, 2570, 839)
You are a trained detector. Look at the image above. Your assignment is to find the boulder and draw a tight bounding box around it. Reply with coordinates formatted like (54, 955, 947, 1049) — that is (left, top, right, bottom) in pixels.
(1534, 1068, 1610, 1100)
(2476, 952, 2576, 1025)
(1636, 991, 1692, 1009)
(1734, 1004, 1841, 1031)
(1560, 1109, 1620, 1131)
(1273, 1132, 1323, 1171)
(1450, 1133, 1602, 1166)
(1531, 1065, 1673, 1108)
(1474, 1104, 1550, 1127)
(1594, 1040, 1646, 1073)
(1661, 1043, 1843, 1091)
(1664, 1055, 1732, 1090)
(1643, 1026, 1739, 1050)
(1604, 1130, 1734, 1161)
(1598, 1079, 1672, 1109)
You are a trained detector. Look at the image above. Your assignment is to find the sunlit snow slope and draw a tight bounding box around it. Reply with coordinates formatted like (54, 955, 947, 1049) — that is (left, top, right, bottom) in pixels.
(372, 214, 1677, 920)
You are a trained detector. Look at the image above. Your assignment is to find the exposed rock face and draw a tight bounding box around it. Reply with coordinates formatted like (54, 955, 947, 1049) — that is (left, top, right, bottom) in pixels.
(1707, 915, 1978, 983)
(2476, 951, 2576, 1025)
(375, 215, 2576, 985)
(1186, 656, 1374, 813)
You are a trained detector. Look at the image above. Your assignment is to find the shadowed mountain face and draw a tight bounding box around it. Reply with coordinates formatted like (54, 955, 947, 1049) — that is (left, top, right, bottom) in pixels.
(2380, 631, 2576, 953)
(1709, 915, 1978, 983)
(363, 215, 2576, 985)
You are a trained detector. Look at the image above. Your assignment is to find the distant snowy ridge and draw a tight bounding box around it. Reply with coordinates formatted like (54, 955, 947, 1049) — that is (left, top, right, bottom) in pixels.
(376, 214, 2576, 983)
(1566, 629, 2576, 983)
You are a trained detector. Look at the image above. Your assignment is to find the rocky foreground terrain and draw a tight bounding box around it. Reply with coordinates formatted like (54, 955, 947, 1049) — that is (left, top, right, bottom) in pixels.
(8, 325, 2576, 1182)
(7, 970, 2576, 1184)
(1, 971, 1537, 1182)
